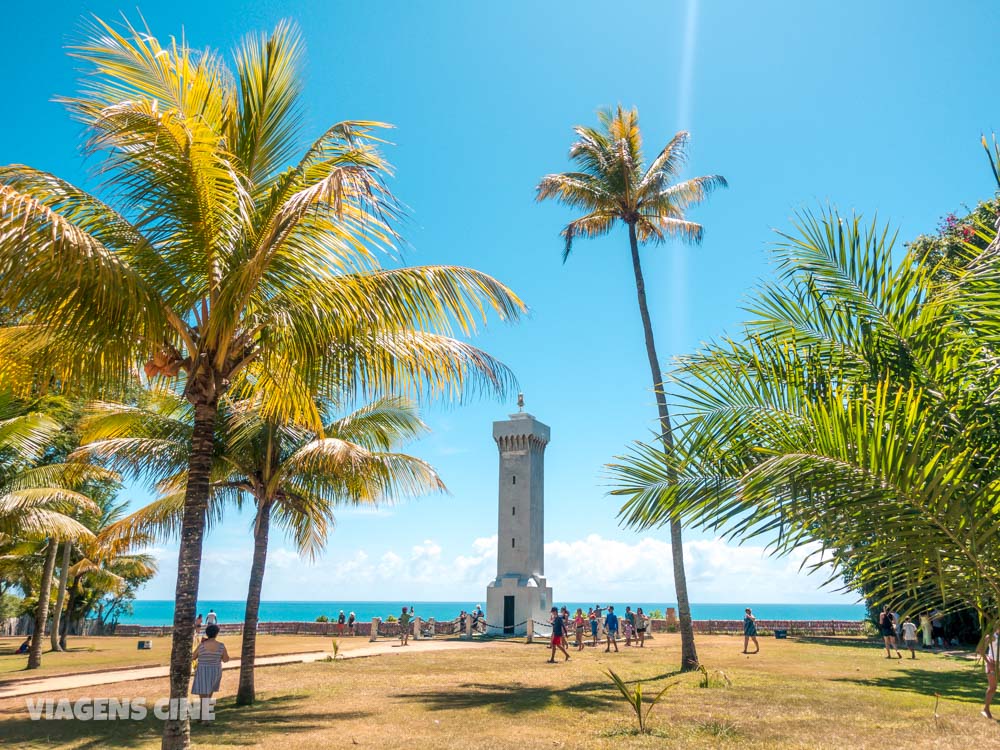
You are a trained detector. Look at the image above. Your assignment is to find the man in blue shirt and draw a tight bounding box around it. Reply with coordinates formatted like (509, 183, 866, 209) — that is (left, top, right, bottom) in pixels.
(604, 606, 620, 653)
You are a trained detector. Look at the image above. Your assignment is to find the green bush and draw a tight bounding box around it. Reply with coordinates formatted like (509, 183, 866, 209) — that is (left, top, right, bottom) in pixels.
(315, 615, 329, 623)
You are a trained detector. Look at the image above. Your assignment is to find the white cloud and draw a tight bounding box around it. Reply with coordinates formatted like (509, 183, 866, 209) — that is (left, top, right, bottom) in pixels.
(138, 532, 855, 605)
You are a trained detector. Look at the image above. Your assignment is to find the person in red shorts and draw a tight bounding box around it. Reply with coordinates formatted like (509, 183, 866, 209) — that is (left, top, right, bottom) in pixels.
(548, 606, 570, 663)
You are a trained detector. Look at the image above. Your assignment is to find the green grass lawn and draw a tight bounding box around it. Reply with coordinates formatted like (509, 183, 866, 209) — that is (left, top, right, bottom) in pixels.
(0, 634, 375, 681)
(0, 634, 994, 748)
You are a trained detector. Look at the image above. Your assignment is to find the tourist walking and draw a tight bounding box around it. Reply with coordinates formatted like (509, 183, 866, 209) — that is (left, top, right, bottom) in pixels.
(879, 605, 902, 659)
(573, 608, 585, 650)
(919, 611, 932, 649)
(347, 611, 356, 636)
(636, 607, 648, 648)
(623, 606, 635, 646)
(398, 606, 412, 646)
(194, 613, 203, 634)
(743, 608, 760, 654)
(604, 606, 620, 653)
(205, 609, 218, 627)
(548, 607, 570, 662)
(588, 608, 600, 647)
(901, 615, 918, 659)
(337, 610, 346, 636)
(979, 629, 998, 719)
(191, 624, 229, 719)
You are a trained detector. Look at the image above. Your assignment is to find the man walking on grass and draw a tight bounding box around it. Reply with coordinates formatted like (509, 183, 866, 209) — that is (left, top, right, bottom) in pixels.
(548, 607, 570, 663)
(605, 606, 620, 653)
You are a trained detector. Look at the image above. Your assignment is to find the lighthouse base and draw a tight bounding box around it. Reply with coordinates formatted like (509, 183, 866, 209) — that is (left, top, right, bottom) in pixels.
(485, 576, 552, 636)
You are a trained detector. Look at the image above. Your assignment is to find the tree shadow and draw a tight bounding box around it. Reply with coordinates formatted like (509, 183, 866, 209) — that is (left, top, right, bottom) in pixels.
(395, 670, 681, 714)
(833, 665, 983, 704)
(0, 692, 371, 748)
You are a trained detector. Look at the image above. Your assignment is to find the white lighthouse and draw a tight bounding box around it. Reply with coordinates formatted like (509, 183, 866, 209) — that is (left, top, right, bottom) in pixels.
(485, 395, 553, 635)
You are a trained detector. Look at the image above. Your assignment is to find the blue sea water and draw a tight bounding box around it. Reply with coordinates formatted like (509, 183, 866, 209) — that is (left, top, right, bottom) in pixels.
(121, 600, 866, 626)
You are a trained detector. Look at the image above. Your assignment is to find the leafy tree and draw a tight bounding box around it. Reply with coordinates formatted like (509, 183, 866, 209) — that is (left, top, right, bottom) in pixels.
(537, 106, 726, 670)
(0, 19, 521, 746)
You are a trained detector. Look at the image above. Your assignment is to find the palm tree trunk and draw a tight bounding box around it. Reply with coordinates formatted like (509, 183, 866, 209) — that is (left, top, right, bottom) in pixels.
(627, 222, 699, 671)
(236, 499, 272, 706)
(60, 577, 79, 650)
(162, 401, 217, 750)
(27, 539, 58, 669)
(50, 541, 72, 652)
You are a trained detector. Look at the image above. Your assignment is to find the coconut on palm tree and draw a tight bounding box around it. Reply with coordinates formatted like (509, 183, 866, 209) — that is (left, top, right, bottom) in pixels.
(78, 387, 447, 704)
(0, 19, 523, 747)
(537, 105, 726, 670)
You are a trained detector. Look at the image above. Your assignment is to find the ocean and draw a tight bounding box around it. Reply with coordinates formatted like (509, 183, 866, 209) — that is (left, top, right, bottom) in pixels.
(120, 600, 867, 626)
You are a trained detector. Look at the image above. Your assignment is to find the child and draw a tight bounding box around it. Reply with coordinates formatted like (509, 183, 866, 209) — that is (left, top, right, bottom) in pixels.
(623, 606, 635, 646)
(901, 615, 919, 659)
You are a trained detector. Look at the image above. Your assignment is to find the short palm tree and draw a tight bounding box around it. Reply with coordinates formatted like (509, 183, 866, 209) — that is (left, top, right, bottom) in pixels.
(78, 388, 445, 705)
(0, 19, 522, 747)
(537, 106, 726, 670)
(0, 394, 102, 668)
(609, 208, 1000, 630)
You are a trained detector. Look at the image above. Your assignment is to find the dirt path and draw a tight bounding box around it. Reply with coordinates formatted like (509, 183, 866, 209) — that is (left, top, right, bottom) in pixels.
(0, 638, 491, 699)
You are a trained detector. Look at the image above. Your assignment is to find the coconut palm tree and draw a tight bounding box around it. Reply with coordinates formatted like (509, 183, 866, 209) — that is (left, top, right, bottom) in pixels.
(537, 106, 726, 670)
(0, 394, 103, 668)
(0, 19, 522, 747)
(608, 208, 1000, 631)
(77, 388, 445, 704)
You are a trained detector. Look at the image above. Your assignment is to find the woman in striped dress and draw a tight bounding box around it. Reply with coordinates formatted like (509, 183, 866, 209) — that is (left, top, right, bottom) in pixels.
(192, 624, 229, 715)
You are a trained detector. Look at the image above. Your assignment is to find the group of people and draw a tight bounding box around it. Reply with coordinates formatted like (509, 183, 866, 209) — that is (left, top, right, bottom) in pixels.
(877, 606, 949, 659)
(546, 605, 650, 662)
(192, 609, 218, 634)
(336, 610, 357, 636)
(457, 605, 485, 634)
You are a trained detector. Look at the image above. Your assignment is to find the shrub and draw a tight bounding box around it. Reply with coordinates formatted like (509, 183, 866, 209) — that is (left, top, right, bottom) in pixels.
(315, 615, 329, 623)
(606, 669, 675, 734)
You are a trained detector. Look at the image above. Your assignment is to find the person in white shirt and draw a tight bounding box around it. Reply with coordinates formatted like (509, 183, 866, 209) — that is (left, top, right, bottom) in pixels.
(900, 616, 918, 659)
(205, 609, 218, 627)
(978, 631, 999, 719)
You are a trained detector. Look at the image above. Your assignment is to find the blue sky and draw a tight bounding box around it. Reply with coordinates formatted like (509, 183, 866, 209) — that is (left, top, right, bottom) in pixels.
(4, 1, 998, 604)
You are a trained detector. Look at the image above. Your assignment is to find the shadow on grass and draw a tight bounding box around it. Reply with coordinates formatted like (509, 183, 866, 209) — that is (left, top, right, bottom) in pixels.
(790, 636, 878, 650)
(834, 665, 983, 704)
(0, 692, 370, 748)
(396, 670, 681, 714)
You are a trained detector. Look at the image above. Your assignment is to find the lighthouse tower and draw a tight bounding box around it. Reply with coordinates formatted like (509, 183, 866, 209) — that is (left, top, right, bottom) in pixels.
(485, 395, 553, 635)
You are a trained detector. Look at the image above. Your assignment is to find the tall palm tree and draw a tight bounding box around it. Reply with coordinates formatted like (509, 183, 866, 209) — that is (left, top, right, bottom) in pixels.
(78, 388, 445, 704)
(0, 19, 522, 747)
(537, 106, 726, 670)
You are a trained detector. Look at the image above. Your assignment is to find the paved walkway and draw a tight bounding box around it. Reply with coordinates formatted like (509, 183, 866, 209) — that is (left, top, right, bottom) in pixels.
(0, 639, 488, 699)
